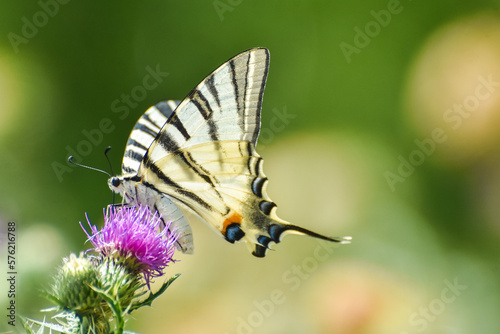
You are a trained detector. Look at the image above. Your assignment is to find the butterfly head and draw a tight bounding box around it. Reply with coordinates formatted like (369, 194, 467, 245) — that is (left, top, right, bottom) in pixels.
(107, 175, 140, 205)
(108, 176, 123, 193)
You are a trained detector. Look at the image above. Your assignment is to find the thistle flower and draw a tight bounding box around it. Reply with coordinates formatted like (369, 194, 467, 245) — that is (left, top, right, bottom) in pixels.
(82, 205, 178, 287)
(44, 253, 110, 334)
(51, 253, 103, 315)
(24, 206, 180, 334)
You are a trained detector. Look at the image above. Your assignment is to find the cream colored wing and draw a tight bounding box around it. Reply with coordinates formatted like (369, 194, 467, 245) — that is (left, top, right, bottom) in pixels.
(115, 47, 350, 257)
(140, 140, 350, 257)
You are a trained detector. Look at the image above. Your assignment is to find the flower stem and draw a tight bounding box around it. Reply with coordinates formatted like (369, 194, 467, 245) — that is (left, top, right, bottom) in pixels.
(92, 285, 125, 334)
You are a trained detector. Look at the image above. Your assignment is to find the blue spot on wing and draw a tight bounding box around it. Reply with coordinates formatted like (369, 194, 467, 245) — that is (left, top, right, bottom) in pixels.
(225, 223, 245, 243)
(259, 201, 276, 215)
(269, 224, 286, 242)
(257, 235, 272, 248)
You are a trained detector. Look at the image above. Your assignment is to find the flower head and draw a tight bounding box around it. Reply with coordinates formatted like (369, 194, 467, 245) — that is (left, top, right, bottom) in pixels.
(82, 205, 178, 287)
(51, 252, 103, 315)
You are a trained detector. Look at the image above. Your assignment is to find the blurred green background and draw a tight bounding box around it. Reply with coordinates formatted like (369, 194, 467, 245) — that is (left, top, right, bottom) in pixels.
(2, 0, 500, 333)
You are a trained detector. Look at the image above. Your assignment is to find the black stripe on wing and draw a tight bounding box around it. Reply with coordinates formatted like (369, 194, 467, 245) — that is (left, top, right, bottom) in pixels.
(191, 89, 218, 142)
(142, 156, 214, 212)
(169, 114, 191, 140)
(145, 48, 270, 162)
(126, 138, 148, 152)
(155, 101, 177, 120)
(158, 131, 182, 153)
(229, 59, 241, 114)
(254, 53, 269, 144)
(121, 100, 180, 174)
(206, 75, 221, 109)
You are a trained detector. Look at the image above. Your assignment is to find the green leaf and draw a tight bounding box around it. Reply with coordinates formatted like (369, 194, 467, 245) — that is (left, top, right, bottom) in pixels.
(128, 273, 181, 313)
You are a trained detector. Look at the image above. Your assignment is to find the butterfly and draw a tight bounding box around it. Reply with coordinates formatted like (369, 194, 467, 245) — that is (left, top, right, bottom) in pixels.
(108, 48, 351, 257)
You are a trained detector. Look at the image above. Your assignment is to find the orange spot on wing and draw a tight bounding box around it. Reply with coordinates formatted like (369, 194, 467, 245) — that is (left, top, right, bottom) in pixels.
(222, 212, 242, 234)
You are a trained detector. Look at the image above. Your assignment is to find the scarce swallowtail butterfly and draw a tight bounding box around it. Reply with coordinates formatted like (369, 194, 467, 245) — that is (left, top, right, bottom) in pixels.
(108, 48, 351, 257)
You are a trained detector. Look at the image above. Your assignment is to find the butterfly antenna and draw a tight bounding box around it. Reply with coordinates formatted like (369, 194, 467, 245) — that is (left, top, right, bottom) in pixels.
(104, 146, 115, 176)
(68, 156, 112, 178)
(103, 146, 118, 205)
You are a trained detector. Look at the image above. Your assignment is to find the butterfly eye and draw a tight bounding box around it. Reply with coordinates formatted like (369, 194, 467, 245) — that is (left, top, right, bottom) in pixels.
(111, 177, 121, 187)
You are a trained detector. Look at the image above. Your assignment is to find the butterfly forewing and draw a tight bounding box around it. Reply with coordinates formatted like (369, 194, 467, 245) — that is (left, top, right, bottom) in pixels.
(122, 100, 180, 175)
(146, 48, 269, 166)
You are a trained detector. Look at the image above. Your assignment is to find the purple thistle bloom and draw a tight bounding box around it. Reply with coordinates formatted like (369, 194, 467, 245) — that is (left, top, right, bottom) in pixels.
(81, 205, 178, 287)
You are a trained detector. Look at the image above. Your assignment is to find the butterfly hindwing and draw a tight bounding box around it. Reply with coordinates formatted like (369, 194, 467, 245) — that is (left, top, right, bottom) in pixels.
(141, 138, 349, 257)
